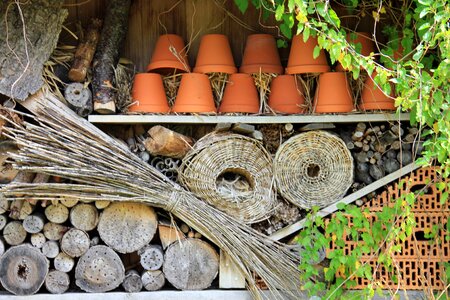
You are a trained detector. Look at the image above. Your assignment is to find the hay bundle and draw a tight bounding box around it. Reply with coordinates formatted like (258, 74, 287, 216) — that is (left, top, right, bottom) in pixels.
(162, 73, 183, 107)
(252, 72, 277, 114)
(179, 133, 277, 224)
(208, 72, 229, 107)
(295, 74, 319, 114)
(1, 91, 301, 300)
(274, 130, 354, 209)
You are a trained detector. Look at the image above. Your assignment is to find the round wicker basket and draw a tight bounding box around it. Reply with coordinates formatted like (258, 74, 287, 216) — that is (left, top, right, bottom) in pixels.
(274, 130, 353, 209)
(179, 132, 277, 224)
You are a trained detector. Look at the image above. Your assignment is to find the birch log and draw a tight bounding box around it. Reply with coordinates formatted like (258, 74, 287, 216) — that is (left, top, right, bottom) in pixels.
(122, 270, 143, 293)
(0, 244, 49, 295)
(138, 244, 164, 271)
(163, 238, 219, 290)
(45, 270, 70, 294)
(75, 245, 125, 292)
(97, 202, 157, 253)
(70, 203, 99, 231)
(3, 221, 27, 246)
(141, 270, 165, 291)
(61, 228, 90, 258)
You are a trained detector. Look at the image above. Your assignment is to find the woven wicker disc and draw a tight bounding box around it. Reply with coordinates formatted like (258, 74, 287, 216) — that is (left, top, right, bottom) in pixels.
(274, 130, 353, 209)
(179, 132, 277, 224)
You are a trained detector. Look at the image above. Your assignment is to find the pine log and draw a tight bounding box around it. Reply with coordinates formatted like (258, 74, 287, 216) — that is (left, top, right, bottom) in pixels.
(61, 228, 90, 258)
(23, 213, 45, 233)
(69, 19, 103, 82)
(45, 270, 70, 294)
(54, 252, 75, 273)
(64, 82, 93, 117)
(0, 214, 7, 230)
(3, 221, 27, 246)
(122, 270, 143, 293)
(141, 270, 165, 291)
(75, 245, 125, 293)
(98, 202, 157, 253)
(31, 232, 46, 249)
(139, 244, 164, 271)
(45, 204, 69, 224)
(0, 244, 49, 295)
(144, 126, 194, 159)
(158, 224, 185, 250)
(60, 197, 79, 208)
(163, 238, 219, 290)
(92, 0, 131, 114)
(43, 222, 69, 240)
(70, 203, 99, 231)
(42, 240, 60, 259)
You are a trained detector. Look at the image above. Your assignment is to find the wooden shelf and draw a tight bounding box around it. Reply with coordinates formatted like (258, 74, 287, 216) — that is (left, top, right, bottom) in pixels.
(88, 113, 410, 124)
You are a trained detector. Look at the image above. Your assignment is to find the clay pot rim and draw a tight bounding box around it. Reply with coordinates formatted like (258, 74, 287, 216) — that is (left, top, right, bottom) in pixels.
(194, 65, 237, 74)
(286, 65, 330, 74)
(218, 104, 259, 113)
(239, 64, 284, 74)
(146, 61, 190, 73)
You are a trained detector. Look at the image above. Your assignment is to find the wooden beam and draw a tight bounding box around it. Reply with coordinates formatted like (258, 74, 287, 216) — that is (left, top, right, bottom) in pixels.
(270, 162, 421, 241)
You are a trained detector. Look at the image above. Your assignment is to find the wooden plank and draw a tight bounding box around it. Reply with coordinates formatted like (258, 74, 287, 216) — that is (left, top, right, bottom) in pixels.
(219, 250, 246, 289)
(88, 113, 411, 124)
(269, 162, 421, 241)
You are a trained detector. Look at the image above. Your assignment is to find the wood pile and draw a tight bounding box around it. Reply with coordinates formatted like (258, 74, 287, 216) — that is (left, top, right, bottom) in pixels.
(0, 188, 219, 295)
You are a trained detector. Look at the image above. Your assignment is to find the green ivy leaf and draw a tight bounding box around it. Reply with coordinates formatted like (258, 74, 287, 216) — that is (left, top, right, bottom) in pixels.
(275, 4, 284, 21)
(280, 23, 292, 39)
(303, 26, 310, 42)
(234, 0, 248, 14)
(313, 45, 321, 59)
(441, 191, 449, 204)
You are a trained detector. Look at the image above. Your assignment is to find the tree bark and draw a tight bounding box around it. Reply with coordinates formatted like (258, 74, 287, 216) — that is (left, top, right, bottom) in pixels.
(92, 0, 131, 114)
(45, 270, 70, 294)
(144, 125, 195, 159)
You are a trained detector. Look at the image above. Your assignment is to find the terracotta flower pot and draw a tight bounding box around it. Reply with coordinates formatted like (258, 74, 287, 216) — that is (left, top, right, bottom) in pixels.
(239, 34, 283, 74)
(194, 34, 237, 74)
(286, 35, 330, 74)
(336, 32, 375, 71)
(360, 73, 395, 111)
(268, 75, 306, 114)
(146, 34, 191, 74)
(218, 73, 259, 113)
(314, 72, 354, 113)
(172, 73, 216, 113)
(128, 73, 170, 113)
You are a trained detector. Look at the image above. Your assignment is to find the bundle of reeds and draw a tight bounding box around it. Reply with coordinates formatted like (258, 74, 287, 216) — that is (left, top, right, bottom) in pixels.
(0, 91, 302, 300)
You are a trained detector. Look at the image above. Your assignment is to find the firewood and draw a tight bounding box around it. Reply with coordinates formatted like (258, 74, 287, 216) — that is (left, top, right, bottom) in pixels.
(54, 252, 75, 273)
(23, 213, 45, 233)
(90, 236, 101, 247)
(231, 123, 255, 134)
(352, 131, 364, 142)
(75, 245, 125, 293)
(93, 0, 131, 114)
(139, 244, 164, 271)
(69, 19, 103, 82)
(45, 203, 69, 224)
(354, 151, 368, 163)
(158, 224, 185, 250)
(141, 270, 165, 291)
(95, 200, 111, 209)
(355, 163, 373, 185)
(70, 203, 99, 231)
(60, 228, 90, 258)
(408, 127, 419, 135)
(390, 124, 404, 137)
(385, 158, 400, 174)
(64, 82, 93, 117)
(9, 200, 24, 220)
(43, 222, 68, 241)
(188, 231, 195, 238)
(369, 164, 385, 180)
(31, 232, 46, 249)
(144, 126, 194, 159)
(354, 141, 363, 148)
(404, 133, 416, 143)
(402, 142, 412, 151)
(122, 270, 143, 293)
(0, 214, 7, 230)
(3, 221, 27, 246)
(362, 144, 370, 152)
(397, 151, 412, 165)
(42, 240, 60, 259)
(194, 232, 202, 239)
(386, 149, 397, 159)
(163, 238, 219, 290)
(98, 202, 157, 254)
(250, 130, 264, 141)
(18, 201, 35, 220)
(60, 197, 79, 208)
(0, 244, 49, 295)
(0, 198, 10, 214)
(180, 223, 190, 234)
(45, 270, 70, 294)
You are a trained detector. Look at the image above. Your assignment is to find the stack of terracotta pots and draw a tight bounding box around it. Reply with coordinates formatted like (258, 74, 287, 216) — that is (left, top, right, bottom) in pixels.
(128, 32, 395, 114)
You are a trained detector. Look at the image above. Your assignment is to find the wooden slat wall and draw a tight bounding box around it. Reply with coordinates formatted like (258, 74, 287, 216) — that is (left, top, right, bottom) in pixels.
(63, 0, 288, 72)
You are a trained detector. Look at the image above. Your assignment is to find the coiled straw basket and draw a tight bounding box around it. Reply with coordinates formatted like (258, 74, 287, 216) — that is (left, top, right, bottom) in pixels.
(274, 130, 353, 209)
(179, 132, 277, 223)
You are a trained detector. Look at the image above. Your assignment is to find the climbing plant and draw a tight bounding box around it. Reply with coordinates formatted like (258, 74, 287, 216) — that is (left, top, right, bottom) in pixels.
(234, 0, 449, 298)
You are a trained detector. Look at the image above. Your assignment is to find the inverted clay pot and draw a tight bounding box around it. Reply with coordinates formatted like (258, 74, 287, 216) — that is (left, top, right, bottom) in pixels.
(128, 73, 170, 113)
(336, 32, 375, 71)
(218, 73, 259, 113)
(146, 34, 191, 74)
(360, 73, 395, 111)
(194, 34, 237, 74)
(314, 72, 354, 113)
(268, 75, 306, 114)
(239, 34, 283, 74)
(172, 73, 216, 113)
(286, 35, 330, 74)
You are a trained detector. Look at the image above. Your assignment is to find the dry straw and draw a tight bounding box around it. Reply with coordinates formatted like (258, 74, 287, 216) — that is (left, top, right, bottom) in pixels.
(252, 72, 277, 114)
(274, 130, 354, 209)
(179, 132, 278, 224)
(295, 74, 319, 114)
(162, 73, 183, 107)
(0, 91, 302, 300)
(208, 72, 229, 107)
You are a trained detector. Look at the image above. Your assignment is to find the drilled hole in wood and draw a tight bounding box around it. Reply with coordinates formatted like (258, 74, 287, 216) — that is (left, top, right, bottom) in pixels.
(307, 164, 320, 178)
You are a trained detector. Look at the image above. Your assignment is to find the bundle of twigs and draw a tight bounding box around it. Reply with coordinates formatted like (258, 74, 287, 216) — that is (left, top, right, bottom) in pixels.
(252, 72, 277, 114)
(0, 91, 302, 300)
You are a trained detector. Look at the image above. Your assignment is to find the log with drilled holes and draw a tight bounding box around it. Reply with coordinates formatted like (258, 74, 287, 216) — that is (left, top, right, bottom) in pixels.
(141, 270, 165, 291)
(54, 252, 75, 273)
(45, 270, 70, 294)
(163, 238, 219, 290)
(70, 203, 99, 231)
(122, 270, 143, 293)
(45, 204, 69, 224)
(0, 244, 49, 295)
(64, 82, 93, 117)
(43, 222, 68, 241)
(139, 244, 164, 271)
(42, 240, 60, 259)
(61, 228, 90, 258)
(23, 213, 45, 233)
(30, 232, 46, 249)
(97, 202, 157, 253)
(3, 221, 27, 246)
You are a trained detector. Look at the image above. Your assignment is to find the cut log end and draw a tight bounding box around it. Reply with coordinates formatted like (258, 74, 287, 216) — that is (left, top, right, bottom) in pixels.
(45, 270, 70, 294)
(93, 101, 116, 114)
